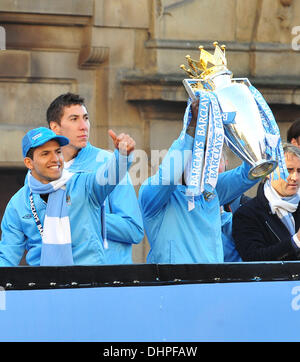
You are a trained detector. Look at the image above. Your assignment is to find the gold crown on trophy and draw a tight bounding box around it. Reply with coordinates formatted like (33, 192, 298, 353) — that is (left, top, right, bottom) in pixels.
(180, 41, 229, 82)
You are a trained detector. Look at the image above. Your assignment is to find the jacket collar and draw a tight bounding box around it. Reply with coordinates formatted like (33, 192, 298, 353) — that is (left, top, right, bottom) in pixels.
(258, 180, 300, 228)
(257, 181, 270, 211)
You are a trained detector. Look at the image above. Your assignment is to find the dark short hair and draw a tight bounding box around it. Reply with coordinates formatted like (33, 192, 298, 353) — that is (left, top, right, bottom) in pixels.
(46, 92, 85, 126)
(287, 120, 300, 142)
(25, 147, 35, 159)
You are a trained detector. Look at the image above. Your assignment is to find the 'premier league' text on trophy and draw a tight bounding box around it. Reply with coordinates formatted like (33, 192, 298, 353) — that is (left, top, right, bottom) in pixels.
(180, 41, 287, 182)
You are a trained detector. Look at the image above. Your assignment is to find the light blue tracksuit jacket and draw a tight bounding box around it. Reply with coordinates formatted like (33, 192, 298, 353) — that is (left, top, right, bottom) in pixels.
(66, 143, 144, 264)
(0, 150, 132, 266)
(139, 134, 258, 264)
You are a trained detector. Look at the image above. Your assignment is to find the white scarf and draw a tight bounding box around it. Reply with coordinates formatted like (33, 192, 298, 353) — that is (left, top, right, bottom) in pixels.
(28, 170, 74, 266)
(264, 181, 300, 235)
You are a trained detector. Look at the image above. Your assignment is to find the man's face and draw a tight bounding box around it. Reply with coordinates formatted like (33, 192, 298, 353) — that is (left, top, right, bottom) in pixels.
(24, 140, 64, 184)
(271, 152, 300, 197)
(51, 104, 90, 151)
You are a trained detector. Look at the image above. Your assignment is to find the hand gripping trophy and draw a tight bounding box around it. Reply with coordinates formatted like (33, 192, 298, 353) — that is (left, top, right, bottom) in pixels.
(180, 41, 288, 201)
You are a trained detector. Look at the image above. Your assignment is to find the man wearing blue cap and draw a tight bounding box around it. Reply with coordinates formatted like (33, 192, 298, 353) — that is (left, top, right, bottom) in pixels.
(0, 127, 135, 266)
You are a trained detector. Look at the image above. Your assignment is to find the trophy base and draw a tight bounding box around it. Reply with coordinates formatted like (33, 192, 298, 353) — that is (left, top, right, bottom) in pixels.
(248, 160, 277, 180)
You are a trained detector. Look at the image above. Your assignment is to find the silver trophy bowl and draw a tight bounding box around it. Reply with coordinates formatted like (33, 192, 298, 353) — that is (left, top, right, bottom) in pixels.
(183, 73, 278, 179)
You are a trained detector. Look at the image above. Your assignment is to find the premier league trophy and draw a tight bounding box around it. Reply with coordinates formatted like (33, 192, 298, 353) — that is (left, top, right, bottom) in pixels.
(180, 42, 287, 201)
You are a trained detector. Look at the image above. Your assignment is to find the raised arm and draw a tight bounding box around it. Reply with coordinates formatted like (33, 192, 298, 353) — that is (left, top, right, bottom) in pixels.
(88, 130, 136, 205)
(139, 100, 198, 218)
(139, 134, 193, 218)
(216, 161, 259, 206)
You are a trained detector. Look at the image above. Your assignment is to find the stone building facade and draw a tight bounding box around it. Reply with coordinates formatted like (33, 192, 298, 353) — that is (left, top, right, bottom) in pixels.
(0, 0, 299, 263)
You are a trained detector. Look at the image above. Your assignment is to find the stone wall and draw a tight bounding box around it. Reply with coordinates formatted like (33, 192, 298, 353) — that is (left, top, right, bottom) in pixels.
(0, 0, 299, 263)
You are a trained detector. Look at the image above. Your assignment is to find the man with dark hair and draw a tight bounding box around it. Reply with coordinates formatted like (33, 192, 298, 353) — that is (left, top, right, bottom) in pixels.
(0, 127, 135, 266)
(46, 93, 144, 264)
(46, 93, 87, 162)
(232, 143, 300, 261)
(287, 120, 300, 146)
(46, 93, 85, 125)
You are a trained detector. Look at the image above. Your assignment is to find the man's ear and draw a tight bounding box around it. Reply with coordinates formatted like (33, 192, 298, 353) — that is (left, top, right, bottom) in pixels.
(49, 121, 61, 135)
(24, 157, 33, 170)
(290, 138, 299, 147)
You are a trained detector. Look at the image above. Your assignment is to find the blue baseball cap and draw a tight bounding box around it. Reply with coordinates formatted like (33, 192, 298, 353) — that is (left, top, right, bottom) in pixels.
(22, 127, 69, 158)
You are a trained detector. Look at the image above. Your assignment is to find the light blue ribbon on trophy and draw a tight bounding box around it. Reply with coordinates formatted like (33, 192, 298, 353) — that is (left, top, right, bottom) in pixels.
(183, 90, 225, 210)
(249, 85, 288, 180)
(187, 91, 210, 196)
(181, 96, 198, 211)
(200, 92, 224, 200)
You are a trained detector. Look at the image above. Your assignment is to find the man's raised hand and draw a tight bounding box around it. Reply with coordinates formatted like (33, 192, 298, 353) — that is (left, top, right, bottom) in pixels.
(108, 129, 136, 155)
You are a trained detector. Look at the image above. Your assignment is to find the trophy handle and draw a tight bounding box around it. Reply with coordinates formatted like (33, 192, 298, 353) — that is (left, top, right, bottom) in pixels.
(182, 79, 197, 100)
(232, 78, 252, 87)
(182, 78, 252, 100)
